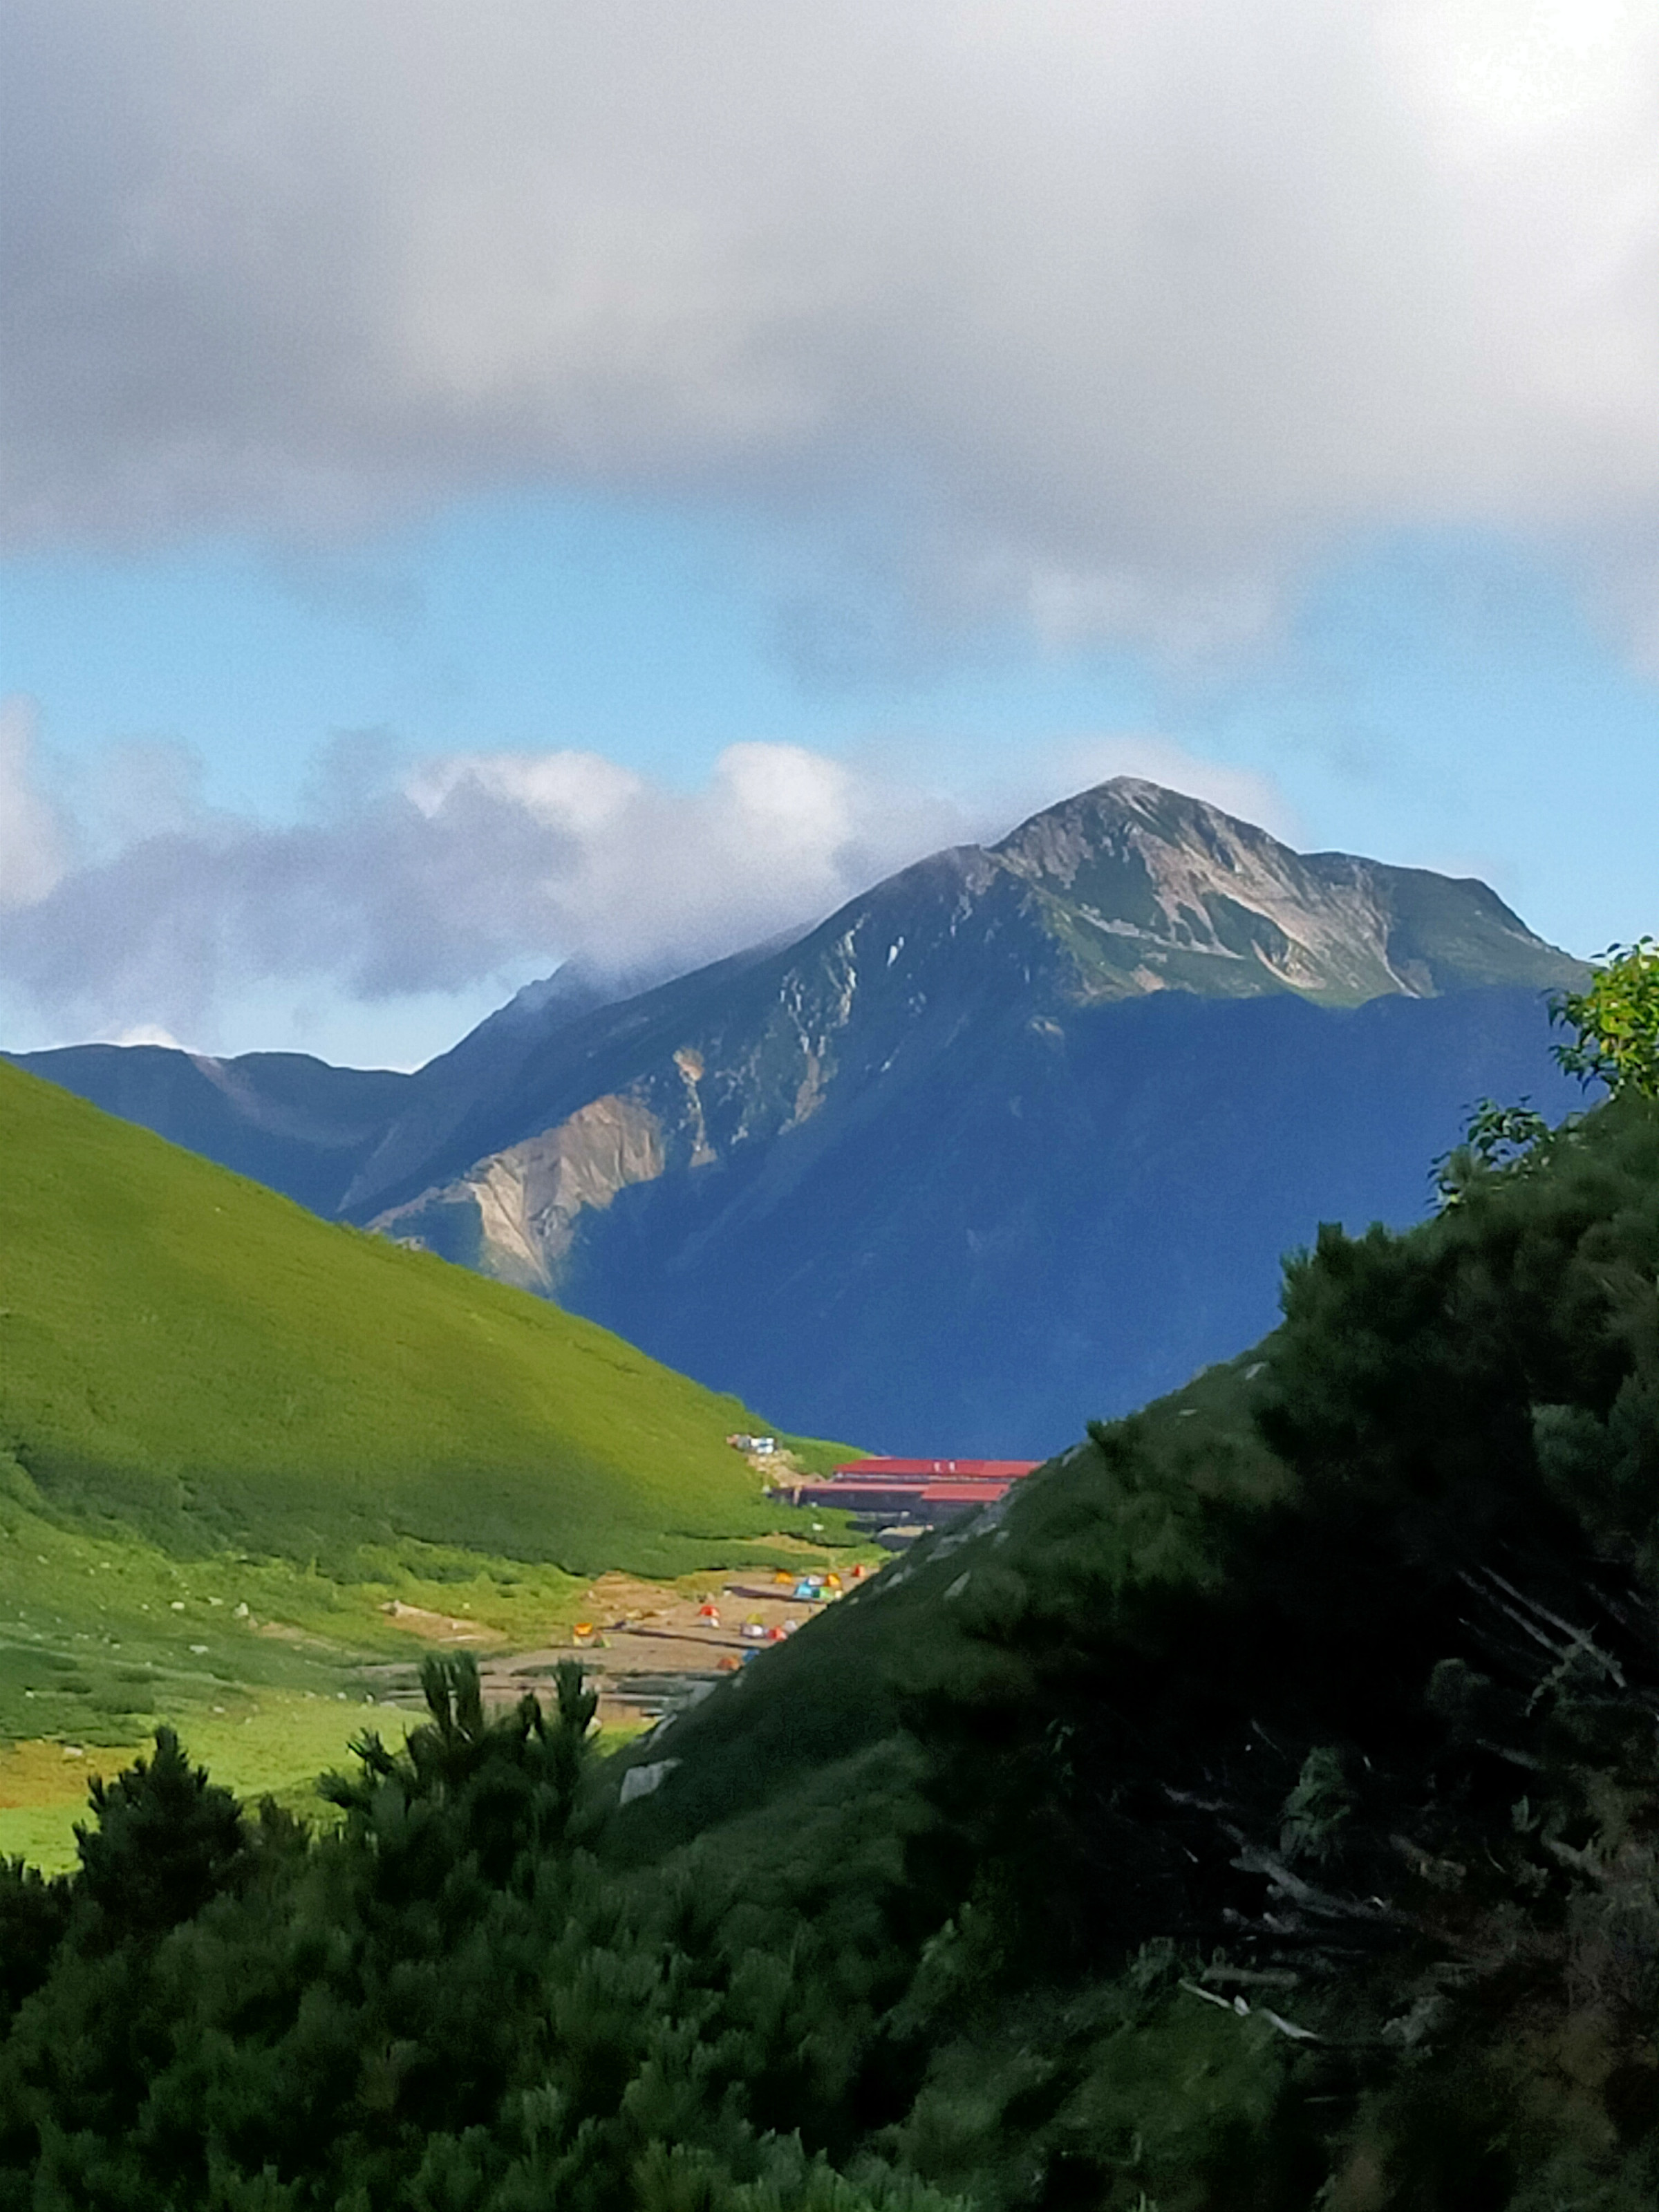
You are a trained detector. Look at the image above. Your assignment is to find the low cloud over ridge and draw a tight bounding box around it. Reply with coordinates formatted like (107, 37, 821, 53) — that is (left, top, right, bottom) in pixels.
(4, 1, 1658, 644)
(0, 727, 971, 1050)
(0, 716, 1291, 1058)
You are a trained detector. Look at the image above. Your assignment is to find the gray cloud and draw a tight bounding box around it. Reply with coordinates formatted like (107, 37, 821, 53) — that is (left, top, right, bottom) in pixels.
(3, 1, 1657, 641)
(0, 733, 973, 1044)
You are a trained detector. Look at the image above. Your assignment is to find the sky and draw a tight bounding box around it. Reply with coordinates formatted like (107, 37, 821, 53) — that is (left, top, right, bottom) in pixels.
(2, 0, 1658, 1068)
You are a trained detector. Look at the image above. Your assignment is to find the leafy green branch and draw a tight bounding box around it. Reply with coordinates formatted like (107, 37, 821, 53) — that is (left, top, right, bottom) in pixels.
(1550, 936, 1659, 1099)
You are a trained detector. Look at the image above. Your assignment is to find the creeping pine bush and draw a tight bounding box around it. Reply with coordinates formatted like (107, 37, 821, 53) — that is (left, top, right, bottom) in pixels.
(0, 1655, 966, 2211)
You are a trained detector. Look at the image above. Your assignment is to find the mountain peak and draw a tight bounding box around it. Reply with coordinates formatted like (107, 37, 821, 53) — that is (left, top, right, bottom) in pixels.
(994, 776, 1279, 893)
(985, 775, 1577, 1006)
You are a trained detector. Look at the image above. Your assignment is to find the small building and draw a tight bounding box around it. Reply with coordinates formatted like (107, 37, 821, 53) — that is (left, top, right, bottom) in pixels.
(777, 1456, 1042, 1535)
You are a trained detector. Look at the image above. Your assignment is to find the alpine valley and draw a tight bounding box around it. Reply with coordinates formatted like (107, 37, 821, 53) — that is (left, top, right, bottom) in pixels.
(13, 779, 1587, 1453)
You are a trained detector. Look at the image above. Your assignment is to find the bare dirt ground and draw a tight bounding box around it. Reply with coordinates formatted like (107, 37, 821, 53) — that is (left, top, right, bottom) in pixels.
(481, 1569, 859, 1726)
(359, 1567, 866, 1727)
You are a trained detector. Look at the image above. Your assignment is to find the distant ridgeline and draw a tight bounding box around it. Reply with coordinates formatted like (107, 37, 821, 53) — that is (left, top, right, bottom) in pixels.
(12, 778, 1586, 1452)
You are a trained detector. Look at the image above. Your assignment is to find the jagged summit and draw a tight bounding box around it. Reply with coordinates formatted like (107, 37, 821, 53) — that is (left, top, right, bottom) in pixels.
(986, 776, 1575, 1004)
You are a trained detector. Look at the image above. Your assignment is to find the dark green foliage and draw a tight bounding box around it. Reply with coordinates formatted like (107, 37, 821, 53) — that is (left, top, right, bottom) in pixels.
(0, 1658, 971, 2209)
(1431, 1095, 1554, 1208)
(0, 1859, 71, 2032)
(901, 1092, 1659, 2202)
(76, 1725, 247, 1943)
(320, 1652, 598, 1891)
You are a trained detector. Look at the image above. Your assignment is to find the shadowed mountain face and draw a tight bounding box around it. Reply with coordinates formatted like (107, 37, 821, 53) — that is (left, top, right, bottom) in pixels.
(11, 779, 1587, 1450)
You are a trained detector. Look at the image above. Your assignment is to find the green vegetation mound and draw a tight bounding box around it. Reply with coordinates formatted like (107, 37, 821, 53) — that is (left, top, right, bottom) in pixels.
(0, 1060, 818, 1573)
(16, 1084, 1659, 2204)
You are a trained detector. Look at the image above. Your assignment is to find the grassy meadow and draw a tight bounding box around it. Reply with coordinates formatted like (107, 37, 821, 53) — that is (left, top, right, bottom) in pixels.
(0, 1060, 847, 1572)
(0, 1061, 858, 1856)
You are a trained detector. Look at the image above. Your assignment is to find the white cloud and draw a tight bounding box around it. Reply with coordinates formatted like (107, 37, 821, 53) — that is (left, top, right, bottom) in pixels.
(109, 1022, 187, 1050)
(0, 700, 68, 908)
(406, 750, 642, 836)
(0, 730, 975, 1046)
(3, 1, 1658, 644)
(397, 738, 974, 979)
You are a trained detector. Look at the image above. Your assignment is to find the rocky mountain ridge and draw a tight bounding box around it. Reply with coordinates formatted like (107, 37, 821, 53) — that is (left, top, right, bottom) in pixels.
(363, 778, 1581, 1288)
(993, 779, 1562, 1001)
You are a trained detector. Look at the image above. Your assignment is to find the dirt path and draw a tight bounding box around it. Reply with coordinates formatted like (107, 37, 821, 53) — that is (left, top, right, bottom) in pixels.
(360, 1567, 867, 1727)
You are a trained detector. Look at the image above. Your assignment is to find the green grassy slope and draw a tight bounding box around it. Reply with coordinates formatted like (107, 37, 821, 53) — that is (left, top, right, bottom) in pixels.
(0, 1061, 850, 1832)
(0, 1060, 831, 1575)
